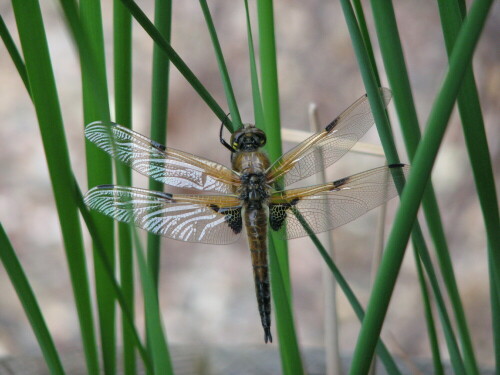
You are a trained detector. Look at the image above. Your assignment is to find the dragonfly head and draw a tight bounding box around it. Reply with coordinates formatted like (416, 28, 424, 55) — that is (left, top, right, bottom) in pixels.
(231, 124, 267, 152)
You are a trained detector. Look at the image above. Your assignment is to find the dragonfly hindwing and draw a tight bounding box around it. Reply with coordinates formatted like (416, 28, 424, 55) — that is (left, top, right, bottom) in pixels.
(210, 205, 243, 234)
(269, 199, 299, 231)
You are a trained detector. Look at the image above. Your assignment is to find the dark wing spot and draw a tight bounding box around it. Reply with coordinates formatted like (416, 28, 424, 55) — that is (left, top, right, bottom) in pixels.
(151, 139, 166, 151)
(325, 117, 339, 132)
(218, 207, 243, 234)
(159, 192, 174, 202)
(333, 176, 350, 189)
(269, 200, 299, 231)
(388, 163, 405, 168)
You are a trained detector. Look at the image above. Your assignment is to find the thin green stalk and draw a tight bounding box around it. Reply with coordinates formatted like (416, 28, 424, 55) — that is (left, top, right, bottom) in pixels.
(370, 1, 478, 372)
(0, 15, 29, 90)
(0, 224, 66, 375)
(243, 0, 265, 130)
(490, 255, 500, 370)
(292, 209, 403, 374)
(79, 1, 116, 373)
(351, 0, 381, 87)
(268, 238, 305, 373)
(245, 7, 298, 358)
(256, 0, 290, 295)
(113, 1, 135, 373)
(411, 231, 464, 374)
(256, 2, 302, 373)
(256, 0, 283, 165)
(413, 252, 444, 375)
(338, 0, 399, 164)
(147, 0, 172, 289)
(340, 0, 468, 369)
(120, 0, 231, 128)
(133, 233, 174, 375)
(3, 10, 152, 371)
(245, 6, 303, 362)
(75, 183, 153, 373)
(199, 0, 242, 131)
(349, 0, 495, 372)
(11, 0, 100, 373)
(436, 0, 500, 365)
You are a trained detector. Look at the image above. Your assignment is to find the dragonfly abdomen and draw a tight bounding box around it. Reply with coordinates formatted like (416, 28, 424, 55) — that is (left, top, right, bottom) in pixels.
(244, 207, 272, 343)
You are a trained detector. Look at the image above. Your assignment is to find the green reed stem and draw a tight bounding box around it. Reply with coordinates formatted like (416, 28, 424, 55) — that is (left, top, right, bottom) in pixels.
(75, 183, 153, 373)
(0, 224, 66, 375)
(256, 1, 302, 373)
(113, 1, 135, 373)
(370, 1, 477, 372)
(244, 0, 265, 130)
(147, 0, 172, 289)
(3, 8, 153, 371)
(0, 15, 29, 90)
(436, 0, 500, 367)
(414, 252, 445, 375)
(11, 0, 100, 372)
(200, 0, 242, 131)
(349, 0, 495, 372)
(79, 1, 116, 372)
(120, 0, 231, 128)
(133, 233, 174, 375)
(291, 208, 403, 374)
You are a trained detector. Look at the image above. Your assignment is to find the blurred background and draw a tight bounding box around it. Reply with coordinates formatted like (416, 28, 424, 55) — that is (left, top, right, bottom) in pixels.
(0, 0, 498, 369)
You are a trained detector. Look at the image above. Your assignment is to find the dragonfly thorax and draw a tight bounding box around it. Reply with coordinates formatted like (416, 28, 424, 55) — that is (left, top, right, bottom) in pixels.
(239, 172, 269, 209)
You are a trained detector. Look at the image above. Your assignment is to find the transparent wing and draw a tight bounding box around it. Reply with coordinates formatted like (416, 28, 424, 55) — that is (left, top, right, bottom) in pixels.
(266, 88, 391, 187)
(84, 185, 242, 244)
(85, 121, 239, 194)
(269, 164, 408, 240)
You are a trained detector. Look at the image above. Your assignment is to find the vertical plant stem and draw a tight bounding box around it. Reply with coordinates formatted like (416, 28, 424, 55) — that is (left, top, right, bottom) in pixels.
(4, 7, 151, 370)
(243, 0, 265, 130)
(199, 0, 242, 130)
(77, 183, 153, 373)
(268, 238, 305, 374)
(79, 1, 116, 373)
(296, 213, 402, 374)
(414, 250, 445, 375)
(147, 0, 172, 288)
(11, 0, 100, 373)
(342, 0, 468, 369)
(256, 0, 283, 165)
(490, 256, 500, 370)
(256, 0, 291, 296)
(0, 224, 66, 375)
(257, 2, 303, 373)
(351, 0, 381, 87)
(436, 0, 500, 366)
(0, 15, 29, 90)
(113, 1, 135, 373)
(338, 0, 399, 164)
(349, 0, 495, 372)
(133, 233, 174, 375)
(370, 1, 478, 372)
(120, 0, 231, 127)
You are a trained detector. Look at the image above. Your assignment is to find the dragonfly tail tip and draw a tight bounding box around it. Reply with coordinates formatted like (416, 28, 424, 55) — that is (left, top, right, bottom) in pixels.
(264, 328, 272, 343)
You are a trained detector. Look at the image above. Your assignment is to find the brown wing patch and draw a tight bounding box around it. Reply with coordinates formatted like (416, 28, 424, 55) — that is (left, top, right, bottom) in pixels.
(85, 121, 240, 193)
(269, 164, 409, 239)
(84, 185, 242, 244)
(266, 88, 392, 187)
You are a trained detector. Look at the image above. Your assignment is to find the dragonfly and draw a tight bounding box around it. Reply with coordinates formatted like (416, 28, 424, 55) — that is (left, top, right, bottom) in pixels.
(83, 88, 409, 343)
